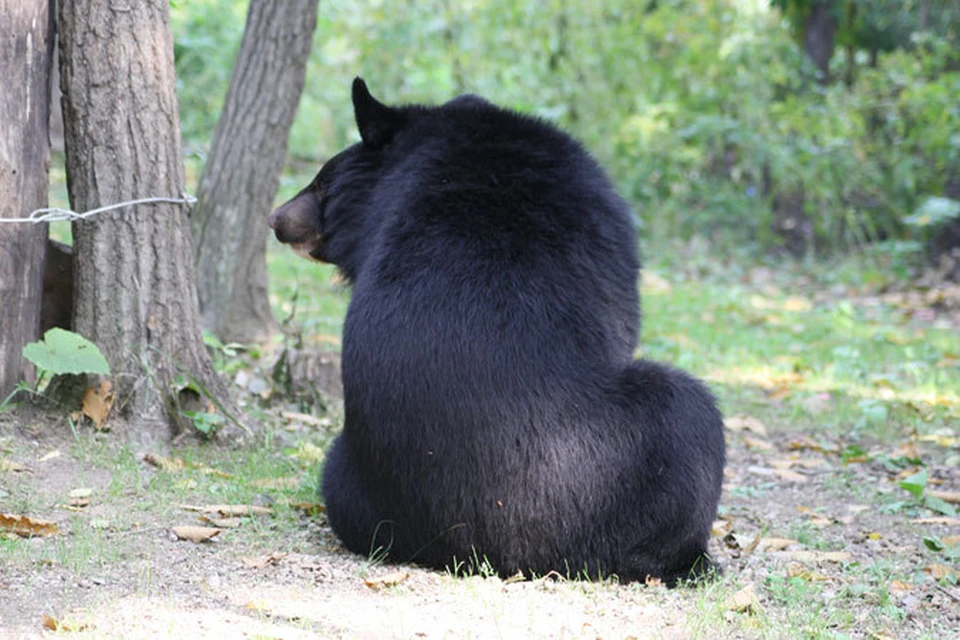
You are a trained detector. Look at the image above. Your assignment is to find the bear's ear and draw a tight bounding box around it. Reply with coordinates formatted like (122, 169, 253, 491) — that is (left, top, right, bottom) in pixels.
(352, 77, 401, 148)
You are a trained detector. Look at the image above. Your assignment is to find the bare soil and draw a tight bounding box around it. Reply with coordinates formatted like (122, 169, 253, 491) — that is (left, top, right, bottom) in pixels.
(1, 396, 958, 639)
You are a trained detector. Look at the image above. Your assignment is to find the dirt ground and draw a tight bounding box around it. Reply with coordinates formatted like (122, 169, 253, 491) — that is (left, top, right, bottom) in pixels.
(1, 400, 958, 639)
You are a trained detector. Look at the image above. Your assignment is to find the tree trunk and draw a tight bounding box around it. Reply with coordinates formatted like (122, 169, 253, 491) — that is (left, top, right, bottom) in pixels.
(191, 0, 319, 344)
(0, 0, 53, 399)
(57, 0, 245, 444)
(804, 2, 837, 82)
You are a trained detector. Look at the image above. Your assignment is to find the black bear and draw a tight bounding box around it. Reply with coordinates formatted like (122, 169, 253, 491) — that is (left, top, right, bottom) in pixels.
(268, 79, 725, 584)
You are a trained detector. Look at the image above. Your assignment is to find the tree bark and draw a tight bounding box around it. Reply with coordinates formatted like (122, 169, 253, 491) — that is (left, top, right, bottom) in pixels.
(804, 2, 837, 82)
(191, 0, 319, 343)
(0, 0, 53, 399)
(57, 0, 244, 444)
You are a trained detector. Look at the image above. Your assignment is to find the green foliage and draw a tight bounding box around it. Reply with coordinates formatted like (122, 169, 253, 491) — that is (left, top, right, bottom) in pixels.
(21, 329, 111, 377)
(172, 0, 960, 256)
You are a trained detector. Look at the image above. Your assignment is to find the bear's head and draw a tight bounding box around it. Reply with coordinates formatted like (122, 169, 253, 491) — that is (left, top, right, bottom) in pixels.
(267, 78, 406, 281)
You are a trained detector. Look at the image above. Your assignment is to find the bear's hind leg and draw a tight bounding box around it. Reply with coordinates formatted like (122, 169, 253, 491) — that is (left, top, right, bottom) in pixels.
(321, 435, 396, 560)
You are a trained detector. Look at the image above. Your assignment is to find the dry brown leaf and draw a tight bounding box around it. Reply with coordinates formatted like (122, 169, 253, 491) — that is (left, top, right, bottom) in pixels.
(40, 614, 90, 632)
(364, 571, 410, 591)
(287, 500, 326, 515)
(250, 477, 300, 490)
(0, 513, 59, 537)
(279, 411, 330, 428)
(773, 469, 808, 483)
(809, 514, 834, 528)
(194, 464, 234, 479)
(785, 562, 829, 581)
(0, 459, 29, 473)
(711, 519, 733, 537)
(198, 514, 242, 528)
(245, 600, 271, 613)
(38, 449, 61, 462)
(724, 416, 768, 436)
(924, 564, 958, 581)
(758, 537, 799, 552)
(773, 551, 851, 563)
(909, 517, 960, 525)
(723, 584, 762, 614)
(170, 525, 221, 543)
(928, 490, 960, 505)
(767, 385, 793, 401)
(786, 437, 837, 454)
(208, 504, 272, 517)
(241, 551, 288, 569)
(82, 380, 114, 430)
(40, 615, 58, 631)
(179, 503, 273, 518)
(743, 435, 775, 451)
(143, 453, 185, 472)
(889, 580, 912, 594)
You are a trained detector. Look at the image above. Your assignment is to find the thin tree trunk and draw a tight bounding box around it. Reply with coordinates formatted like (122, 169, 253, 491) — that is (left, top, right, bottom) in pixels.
(57, 0, 245, 444)
(192, 0, 319, 343)
(0, 0, 53, 399)
(804, 2, 837, 83)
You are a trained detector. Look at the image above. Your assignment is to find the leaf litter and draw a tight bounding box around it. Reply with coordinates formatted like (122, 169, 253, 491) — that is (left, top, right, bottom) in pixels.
(1, 391, 959, 637)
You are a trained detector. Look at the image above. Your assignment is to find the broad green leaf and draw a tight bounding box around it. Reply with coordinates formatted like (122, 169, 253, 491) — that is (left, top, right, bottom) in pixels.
(899, 469, 928, 498)
(22, 329, 110, 376)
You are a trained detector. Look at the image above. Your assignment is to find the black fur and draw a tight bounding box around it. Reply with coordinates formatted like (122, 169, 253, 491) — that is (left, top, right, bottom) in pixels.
(268, 79, 725, 584)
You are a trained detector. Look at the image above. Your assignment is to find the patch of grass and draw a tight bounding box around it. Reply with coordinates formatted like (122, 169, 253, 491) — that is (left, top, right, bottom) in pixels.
(638, 257, 959, 442)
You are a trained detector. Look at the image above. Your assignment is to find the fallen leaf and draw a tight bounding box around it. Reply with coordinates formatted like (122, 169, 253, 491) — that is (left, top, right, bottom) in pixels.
(143, 454, 185, 471)
(38, 449, 61, 462)
(287, 501, 326, 515)
(170, 525, 221, 543)
(0, 513, 59, 537)
(279, 411, 331, 428)
(644, 575, 664, 588)
(711, 519, 733, 536)
(723, 584, 762, 614)
(810, 514, 835, 528)
(772, 551, 851, 563)
(743, 436, 775, 451)
(82, 380, 114, 430)
(242, 551, 288, 569)
(924, 564, 957, 581)
(889, 580, 912, 594)
(245, 600, 271, 612)
(40, 615, 90, 632)
(198, 514, 242, 528)
(364, 571, 410, 591)
(787, 437, 837, 454)
(909, 517, 960, 525)
(928, 490, 960, 505)
(785, 562, 829, 581)
(179, 504, 273, 517)
(724, 415, 768, 436)
(773, 469, 808, 483)
(0, 459, 29, 473)
(758, 537, 799, 552)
